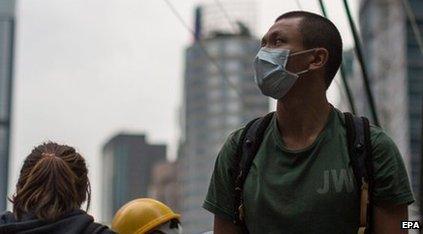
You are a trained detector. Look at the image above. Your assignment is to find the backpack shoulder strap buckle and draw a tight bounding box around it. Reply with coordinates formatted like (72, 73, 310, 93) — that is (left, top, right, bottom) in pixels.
(344, 112, 373, 234)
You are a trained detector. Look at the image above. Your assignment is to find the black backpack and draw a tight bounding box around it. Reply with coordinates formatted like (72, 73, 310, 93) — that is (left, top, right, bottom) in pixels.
(231, 112, 374, 234)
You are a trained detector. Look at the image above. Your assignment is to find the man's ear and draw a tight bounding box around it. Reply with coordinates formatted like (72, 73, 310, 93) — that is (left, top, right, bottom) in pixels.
(309, 48, 329, 70)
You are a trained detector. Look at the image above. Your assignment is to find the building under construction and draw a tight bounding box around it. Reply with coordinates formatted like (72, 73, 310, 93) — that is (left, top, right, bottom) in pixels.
(177, 1, 268, 233)
(357, 0, 423, 219)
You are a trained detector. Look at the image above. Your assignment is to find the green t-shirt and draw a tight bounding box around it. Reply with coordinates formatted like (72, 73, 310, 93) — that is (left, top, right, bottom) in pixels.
(203, 108, 414, 234)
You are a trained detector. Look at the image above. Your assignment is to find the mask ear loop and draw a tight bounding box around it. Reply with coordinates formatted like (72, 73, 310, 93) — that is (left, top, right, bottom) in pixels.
(287, 48, 316, 76)
(289, 48, 317, 57)
(296, 69, 310, 75)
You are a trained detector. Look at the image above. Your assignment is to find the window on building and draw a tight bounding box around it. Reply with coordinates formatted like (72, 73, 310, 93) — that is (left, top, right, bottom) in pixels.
(206, 42, 219, 57)
(225, 61, 241, 74)
(225, 40, 243, 56)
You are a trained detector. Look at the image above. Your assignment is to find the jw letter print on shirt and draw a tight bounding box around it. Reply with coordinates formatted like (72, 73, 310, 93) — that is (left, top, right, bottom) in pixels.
(317, 169, 355, 194)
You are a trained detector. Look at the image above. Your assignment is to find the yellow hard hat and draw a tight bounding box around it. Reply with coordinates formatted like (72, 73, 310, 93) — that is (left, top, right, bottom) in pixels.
(112, 198, 181, 234)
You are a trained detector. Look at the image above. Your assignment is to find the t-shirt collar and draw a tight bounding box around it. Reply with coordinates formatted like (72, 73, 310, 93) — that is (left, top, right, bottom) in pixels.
(271, 105, 336, 154)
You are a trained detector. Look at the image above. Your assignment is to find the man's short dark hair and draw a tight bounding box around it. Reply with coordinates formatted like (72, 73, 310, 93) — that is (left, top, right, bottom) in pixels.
(276, 11, 343, 89)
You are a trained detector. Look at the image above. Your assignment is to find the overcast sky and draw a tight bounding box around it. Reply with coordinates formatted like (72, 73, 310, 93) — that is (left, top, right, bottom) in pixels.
(9, 0, 358, 219)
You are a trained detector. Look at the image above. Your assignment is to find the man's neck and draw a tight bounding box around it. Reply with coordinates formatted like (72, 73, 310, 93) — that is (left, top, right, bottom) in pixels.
(276, 94, 331, 150)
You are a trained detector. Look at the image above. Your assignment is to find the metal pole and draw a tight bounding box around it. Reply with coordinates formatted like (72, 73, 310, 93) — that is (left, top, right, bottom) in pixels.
(318, 0, 357, 115)
(342, 0, 380, 126)
(318, 0, 328, 16)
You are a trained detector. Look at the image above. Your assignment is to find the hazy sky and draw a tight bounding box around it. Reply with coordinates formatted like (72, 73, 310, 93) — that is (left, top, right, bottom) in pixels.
(9, 0, 358, 219)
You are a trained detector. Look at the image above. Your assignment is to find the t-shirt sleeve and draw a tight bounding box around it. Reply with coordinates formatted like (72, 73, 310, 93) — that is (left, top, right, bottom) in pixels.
(202, 128, 243, 221)
(370, 126, 415, 205)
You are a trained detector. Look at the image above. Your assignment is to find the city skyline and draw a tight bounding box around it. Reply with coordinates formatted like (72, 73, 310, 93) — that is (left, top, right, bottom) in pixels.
(7, 0, 358, 219)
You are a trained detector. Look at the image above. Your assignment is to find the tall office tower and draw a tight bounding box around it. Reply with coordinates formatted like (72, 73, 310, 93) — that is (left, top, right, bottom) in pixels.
(148, 161, 180, 212)
(0, 0, 15, 211)
(421, 98, 423, 217)
(101, 133, 166, 223)
(178, 4, 268, 233)
(359, 0, 423, 218)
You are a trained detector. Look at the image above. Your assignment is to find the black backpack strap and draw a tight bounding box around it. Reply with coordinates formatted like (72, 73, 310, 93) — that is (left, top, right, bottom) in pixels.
(232, 112, 275, 230)
(344, 112, 373, 234)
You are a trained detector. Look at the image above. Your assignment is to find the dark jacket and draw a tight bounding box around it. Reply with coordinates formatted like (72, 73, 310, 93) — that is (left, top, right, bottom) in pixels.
(0, 209, 115, 234)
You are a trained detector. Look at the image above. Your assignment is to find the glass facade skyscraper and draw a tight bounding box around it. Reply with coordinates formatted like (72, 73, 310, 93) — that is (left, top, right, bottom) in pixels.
(405, 0, 423, 203)
(178, 21, 269, 233)
(359, 0, 422, 218)
(0, 0, 15, 211)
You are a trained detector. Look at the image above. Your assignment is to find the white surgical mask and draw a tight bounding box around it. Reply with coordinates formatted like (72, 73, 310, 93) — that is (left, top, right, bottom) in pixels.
(253, 47, 315, 99)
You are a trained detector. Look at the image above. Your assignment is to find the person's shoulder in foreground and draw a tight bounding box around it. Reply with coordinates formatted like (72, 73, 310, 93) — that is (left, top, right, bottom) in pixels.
(0, 209, 114, 234)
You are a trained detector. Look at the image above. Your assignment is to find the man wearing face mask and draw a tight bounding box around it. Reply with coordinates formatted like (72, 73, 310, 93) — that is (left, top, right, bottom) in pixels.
(203, 11, 414, 234)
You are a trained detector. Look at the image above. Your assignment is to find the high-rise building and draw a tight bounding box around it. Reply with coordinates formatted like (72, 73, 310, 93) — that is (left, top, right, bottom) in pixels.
(178, 4, 268, 233)
(101, 133, 166, 223)
(404, 0, 423, 205)
(200, 0, 257, 37)
(421, 97, 423, 217)
(0, 0, 15, 211)
(359, 0, 423, 218)
(148, 161, 180, 212)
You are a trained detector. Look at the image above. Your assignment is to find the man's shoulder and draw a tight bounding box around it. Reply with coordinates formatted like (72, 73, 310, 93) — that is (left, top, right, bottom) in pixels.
(227, 127, 244, 144)
(369, 125, 397, 150)
(218, 127, 244, 159)
(333, 108, 398, 151)
(222, 113, 274, 151)
(367, 125, 414, 205)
